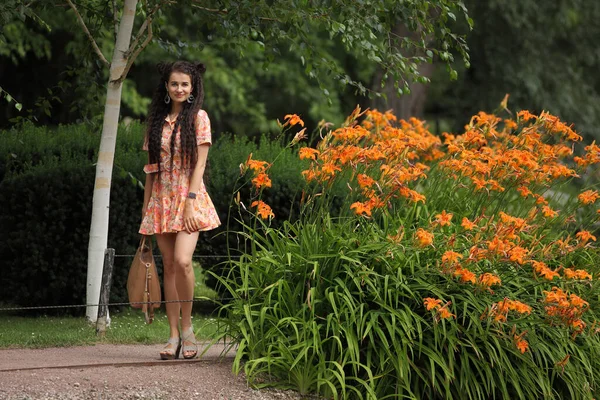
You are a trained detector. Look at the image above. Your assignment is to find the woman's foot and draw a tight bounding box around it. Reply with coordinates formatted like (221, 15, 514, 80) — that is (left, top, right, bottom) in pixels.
(160, 337, 181, 360)
(181, 327, 198, 359)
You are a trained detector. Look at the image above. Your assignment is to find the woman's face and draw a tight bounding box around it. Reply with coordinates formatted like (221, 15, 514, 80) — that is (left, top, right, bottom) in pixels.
(166, 71, 193, 104)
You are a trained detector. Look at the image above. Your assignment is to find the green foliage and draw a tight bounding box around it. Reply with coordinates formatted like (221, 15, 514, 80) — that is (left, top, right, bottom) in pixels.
(0, 87, 22, 111)
(1, 0, 471, 133)
(215, 108, 600, 399)
(429, 0, 600, 141)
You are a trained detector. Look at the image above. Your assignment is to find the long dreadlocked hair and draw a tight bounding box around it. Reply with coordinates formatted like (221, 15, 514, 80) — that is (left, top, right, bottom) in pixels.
(145, 61, 207, 172)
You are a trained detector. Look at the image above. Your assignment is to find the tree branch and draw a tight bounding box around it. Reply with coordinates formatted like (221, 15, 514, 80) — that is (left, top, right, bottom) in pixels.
(190, 2, 280, 22)
(65, 0, 110, 68)
(189, 3, 227, 14)
(125, 0, 172, 57)
(113, 22, 153, 84)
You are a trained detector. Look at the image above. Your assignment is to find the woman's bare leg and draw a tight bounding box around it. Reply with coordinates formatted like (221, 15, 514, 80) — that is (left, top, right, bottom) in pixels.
(155, 232, 179, 340)
(173, 231, 199, 331)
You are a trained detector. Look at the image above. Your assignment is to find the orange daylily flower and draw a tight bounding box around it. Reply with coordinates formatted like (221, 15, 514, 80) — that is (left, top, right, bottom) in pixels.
(541, 206, 558, 218)
(350, 201, 372, 217)
(539, 111, 582, 142)
(284, 114, 304, 127)
(571, 319, 586, 332)
(578, 190, 600, 205)
(543, 287, 567, 304)
(479, 273, 501, 287)
(499, 212, 527, 230)
(301, 169, 317, 182)
(508, 246, 529, 265)
(251, 200, 275, 219)
(414, 228, 434, 247)
(321, 162, 342, 177)
(539, 268, 560, 281)
(461, 217, 476, 231)
(517, 186, 533, 198)
(433, 210, 453, 227)
(517, 110, 537, 121)
(504, 119, 518, 130)
(509, 300, 532, 314)
(569, 294, 588, 309)
(441, 251, 463, 264)
(453, 267, 476, 284)
(423, 297, 443, 311)
(437, 307, 455, 320)
(576, 230, 596, 243)
(246, 157, 269, 173)
(299, 147, 320, 160)
(489, 298, 532, 324)
(514, 335, 529, 354)
(543, 287, 589, 334)
(356, 173, 376, 189)
(252, 173, 272, 189)
(563, 268, 592, 280)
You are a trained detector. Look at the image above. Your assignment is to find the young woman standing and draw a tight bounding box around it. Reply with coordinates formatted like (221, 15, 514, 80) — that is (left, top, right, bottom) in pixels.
(140, 61, 221, 359)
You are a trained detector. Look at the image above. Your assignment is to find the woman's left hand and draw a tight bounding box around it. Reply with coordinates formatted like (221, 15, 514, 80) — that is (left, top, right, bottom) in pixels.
(183, 199, 197, 233)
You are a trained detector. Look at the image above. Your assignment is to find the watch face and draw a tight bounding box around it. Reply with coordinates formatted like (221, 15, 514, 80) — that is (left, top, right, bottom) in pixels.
(188, 192, 197, 199)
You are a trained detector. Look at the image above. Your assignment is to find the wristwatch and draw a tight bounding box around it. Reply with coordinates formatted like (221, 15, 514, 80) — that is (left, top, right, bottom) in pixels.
(187, 192, 197, 199)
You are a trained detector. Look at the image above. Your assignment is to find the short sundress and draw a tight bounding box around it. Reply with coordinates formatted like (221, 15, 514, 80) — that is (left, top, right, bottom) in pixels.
(139, 109, 221, 235)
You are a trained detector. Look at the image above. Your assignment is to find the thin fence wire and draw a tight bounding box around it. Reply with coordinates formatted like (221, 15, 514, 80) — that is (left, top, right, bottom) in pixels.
(0, 252, 240, 313)
(114, 254, 240, 259)
(0, 298, 234, 312)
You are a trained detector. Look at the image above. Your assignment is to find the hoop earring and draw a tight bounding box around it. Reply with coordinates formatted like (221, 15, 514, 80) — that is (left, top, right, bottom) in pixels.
(164, 94, 171, 104)
(187, 94, 195, 104)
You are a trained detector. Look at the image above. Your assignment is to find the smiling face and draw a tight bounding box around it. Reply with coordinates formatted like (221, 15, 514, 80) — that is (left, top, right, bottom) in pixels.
(166, 71, 193, 104)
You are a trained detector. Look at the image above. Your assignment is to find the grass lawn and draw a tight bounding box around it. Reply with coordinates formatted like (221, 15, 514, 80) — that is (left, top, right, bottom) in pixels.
(0, 263, 224, 349)
(0, 308, 224, 349)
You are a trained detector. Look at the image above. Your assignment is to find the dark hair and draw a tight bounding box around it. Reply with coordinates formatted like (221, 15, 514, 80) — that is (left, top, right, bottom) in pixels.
(145, 61, 207, 171)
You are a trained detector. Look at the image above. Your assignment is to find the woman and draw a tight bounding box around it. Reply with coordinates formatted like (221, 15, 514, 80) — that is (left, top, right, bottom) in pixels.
(140, 61, 221, 360)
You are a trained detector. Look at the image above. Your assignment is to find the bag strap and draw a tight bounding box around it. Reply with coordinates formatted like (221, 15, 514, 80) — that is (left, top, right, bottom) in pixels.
(141, 234, 153, 252)
(145, 259, 155, 324)
(140, 235, 155, 324)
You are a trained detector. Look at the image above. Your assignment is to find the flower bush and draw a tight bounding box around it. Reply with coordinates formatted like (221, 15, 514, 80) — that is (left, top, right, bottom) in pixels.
(216, 105, 600, 399)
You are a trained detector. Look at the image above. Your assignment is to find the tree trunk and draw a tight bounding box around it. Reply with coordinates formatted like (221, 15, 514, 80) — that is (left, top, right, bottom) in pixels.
(371, 22, 435, 120)
(86, 0, 138, 321)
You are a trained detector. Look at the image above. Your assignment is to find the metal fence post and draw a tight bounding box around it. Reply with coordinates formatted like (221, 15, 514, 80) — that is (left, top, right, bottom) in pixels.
(96, 248, 115, 337)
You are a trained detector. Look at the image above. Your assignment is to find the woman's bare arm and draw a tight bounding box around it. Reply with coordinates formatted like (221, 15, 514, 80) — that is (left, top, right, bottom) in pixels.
(183, 144, 210, 232)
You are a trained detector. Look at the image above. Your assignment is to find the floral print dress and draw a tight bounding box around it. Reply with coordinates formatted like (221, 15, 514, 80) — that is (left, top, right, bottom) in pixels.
(139, 109, 221, 235)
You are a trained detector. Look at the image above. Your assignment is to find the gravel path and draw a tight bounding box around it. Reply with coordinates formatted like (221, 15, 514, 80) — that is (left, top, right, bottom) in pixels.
(0, 344, 305, 400)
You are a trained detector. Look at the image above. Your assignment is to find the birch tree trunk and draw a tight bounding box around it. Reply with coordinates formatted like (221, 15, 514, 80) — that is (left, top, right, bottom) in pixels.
(86, 0, 138, 321)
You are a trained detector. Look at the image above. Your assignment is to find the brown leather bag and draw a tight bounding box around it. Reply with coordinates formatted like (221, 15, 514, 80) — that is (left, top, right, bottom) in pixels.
(127, 236, 161, 324)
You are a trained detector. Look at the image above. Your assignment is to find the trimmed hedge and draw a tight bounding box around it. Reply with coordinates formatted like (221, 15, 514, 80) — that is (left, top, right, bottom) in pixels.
(0, 121, 308, 312)
(0, 162, 139, 311)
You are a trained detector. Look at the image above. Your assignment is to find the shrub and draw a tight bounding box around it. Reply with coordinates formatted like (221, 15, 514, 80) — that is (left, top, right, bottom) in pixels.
(216, 109, 600, 399)
(0, 159, 150, 312)
(0, 122, 146, 312)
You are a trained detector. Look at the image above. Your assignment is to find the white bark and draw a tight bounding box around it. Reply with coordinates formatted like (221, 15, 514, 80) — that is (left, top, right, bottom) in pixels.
(86, 0, 138, 321)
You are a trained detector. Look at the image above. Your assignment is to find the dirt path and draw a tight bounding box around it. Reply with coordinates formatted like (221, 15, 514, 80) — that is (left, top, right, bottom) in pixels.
(0, 343, 303, 399)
